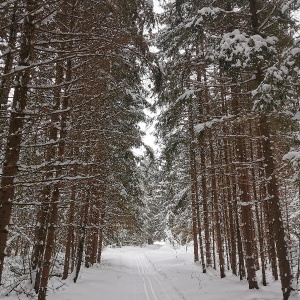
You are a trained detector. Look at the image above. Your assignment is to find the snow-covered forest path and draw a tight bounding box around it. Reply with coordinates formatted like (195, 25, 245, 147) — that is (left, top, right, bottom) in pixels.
(99, 246, 186, 300)
(43, 243, 295, 300)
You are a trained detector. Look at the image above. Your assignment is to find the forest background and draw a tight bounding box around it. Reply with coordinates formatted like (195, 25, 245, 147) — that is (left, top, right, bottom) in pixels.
(1, 1, 300, 300)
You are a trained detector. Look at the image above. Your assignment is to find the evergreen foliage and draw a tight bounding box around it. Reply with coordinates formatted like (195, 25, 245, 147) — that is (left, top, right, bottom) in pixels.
(1, 1, 300, 300)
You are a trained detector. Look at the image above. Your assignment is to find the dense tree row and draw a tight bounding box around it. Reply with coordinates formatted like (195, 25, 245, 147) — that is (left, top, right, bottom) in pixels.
(156, 1, 300, 299)
(0, 1, 154, 299)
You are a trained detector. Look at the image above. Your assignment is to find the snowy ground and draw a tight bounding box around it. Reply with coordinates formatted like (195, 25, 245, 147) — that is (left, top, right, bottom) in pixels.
(2, 242, 300, 300)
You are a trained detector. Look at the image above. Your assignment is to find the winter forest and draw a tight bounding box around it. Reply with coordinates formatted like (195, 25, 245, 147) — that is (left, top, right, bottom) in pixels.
(1, 0, 300, 300)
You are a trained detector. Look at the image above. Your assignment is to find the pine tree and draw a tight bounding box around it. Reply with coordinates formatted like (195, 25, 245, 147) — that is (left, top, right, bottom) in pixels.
(156, 0, 300, 297)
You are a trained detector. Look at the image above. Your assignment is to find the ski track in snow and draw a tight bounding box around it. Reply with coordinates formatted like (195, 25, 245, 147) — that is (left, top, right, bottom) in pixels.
(136, 255, 151, 300)
(143, 253, 188, 300)
(135, 252, 185, 300)
(136, 255, 158, 300)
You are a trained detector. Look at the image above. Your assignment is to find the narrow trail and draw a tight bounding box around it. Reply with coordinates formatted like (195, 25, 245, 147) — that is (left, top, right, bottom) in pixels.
(45, 245, 189, 300)
(134, 252, 186, 300)
(136, 255, 159, 300)
(42, 243, 292, 300)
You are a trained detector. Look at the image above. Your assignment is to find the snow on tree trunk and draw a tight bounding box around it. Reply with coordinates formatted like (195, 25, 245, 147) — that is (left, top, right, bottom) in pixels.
(0, 0, 37, 284)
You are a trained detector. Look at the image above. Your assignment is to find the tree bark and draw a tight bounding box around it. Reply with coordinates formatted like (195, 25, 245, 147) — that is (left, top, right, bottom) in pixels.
(0, 2, 17, 108)
(250, 121, 267, 285)
(199, 135, 212, 268)
(74, 192, 90, 283)
(38, 53, 72, 299)
(0, 0, 37, 284)
(224, 138, 237, 275)
(208, 130, 225, 278)
(37, 188, 59, 300)
(259, 115, 292, 300)
(235, 125, 258, 289)
(189, 107, 205, 270)
(62, 185, 76, 280)
(188, 103, 199, 263)
(248, 0, 292, 296)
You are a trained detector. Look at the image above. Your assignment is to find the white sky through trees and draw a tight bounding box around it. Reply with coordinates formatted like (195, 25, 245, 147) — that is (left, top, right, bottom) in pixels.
(136, 0, 163, 155)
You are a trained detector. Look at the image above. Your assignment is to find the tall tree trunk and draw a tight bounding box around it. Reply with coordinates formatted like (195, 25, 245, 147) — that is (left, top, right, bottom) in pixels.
(0, 2, 18, 162)
(91, 224, 99, 265)
(208, 130, 225, 278)
(32, 190, 51, 292)
(90, 202, 100, 266)
(37, 188, 59, 300)
(97, 210, 105, 263)
(0, 2, 17, 107)
(248, 0, 292, 296)
(62, 185, 76, 280)
(212, 218, 216, 270)
(188, 103, 199, 263)
(259, 115, 292, 300)
(230, 144, 245, 280)
(74, 192, 90, 283)
(224, 138, 237, 275)
(199, 134, 212, 268)
(196, 54, 212, 269)
(0, 0, 37, 284)
(250, 121, 267, 285)
(85, 199, 94, 268)
(235, 124, 258, 289)
(257, 139, 279, 280)
(38, 54, 72, 299)
(33, 57, 64, 293)
(231, 79, 258, 288)
(188, 103, 205, 269)
(221, 184, 231, 271)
